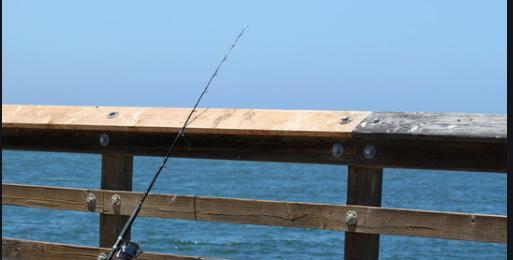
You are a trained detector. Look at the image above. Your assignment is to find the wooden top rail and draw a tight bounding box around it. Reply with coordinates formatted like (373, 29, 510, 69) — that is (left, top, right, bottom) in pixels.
(2, 105, 505, 141)
(2, 183, 506, 243)
(2, 104, 506, 172)
(2, 238, 223, 260)
(1, 105, 369, 137)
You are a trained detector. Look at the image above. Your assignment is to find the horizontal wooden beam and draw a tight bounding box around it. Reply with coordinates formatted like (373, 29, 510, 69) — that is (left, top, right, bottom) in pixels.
(349, 138, 506, 172)
(2, 238, 224, 260)
(2, 184, 506, 243)
(1, 105, 368, 138)
(3, 105, 505, 142)
(1, 128, 354, 165)
(2, 128, 506, 172)
(2, 105, 506, 172)
(1, 183, 103, 213)
(353, 112, 506, 143)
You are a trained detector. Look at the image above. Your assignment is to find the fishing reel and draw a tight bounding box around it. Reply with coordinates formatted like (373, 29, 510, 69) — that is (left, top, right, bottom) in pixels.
(98, 241, 142, 260)
(114, 241, 142, 260)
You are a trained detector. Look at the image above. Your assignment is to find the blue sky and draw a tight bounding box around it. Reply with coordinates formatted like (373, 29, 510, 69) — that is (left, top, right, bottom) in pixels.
(2, 1, 506, 113)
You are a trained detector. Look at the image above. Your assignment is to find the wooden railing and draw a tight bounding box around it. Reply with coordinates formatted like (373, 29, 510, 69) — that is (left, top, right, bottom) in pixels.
(1, 105, 507, 259)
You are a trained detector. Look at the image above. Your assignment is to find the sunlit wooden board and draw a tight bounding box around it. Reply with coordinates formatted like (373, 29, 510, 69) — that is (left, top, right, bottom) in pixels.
(2, 104, 506, 171)
(2, 183, 506, 243)
(2, 105, 370, 138)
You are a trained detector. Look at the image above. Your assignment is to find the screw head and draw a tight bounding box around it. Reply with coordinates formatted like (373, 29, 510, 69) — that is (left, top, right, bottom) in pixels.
(340, 116, 352, 124)
(111, 194, 121, 207)
(363, 144, 376, 160)
(107, 111, 119, 119)
(345, 210, 358, 226)
(86, 193, 96, 209)
(331, 143, 345, 158)
(169, 196, 177, 206)
(99, 134, 110, 147)
(97, 252, 107, 260)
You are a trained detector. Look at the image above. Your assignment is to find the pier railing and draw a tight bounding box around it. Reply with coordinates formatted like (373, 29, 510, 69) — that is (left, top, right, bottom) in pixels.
(1, 105, 507, 259)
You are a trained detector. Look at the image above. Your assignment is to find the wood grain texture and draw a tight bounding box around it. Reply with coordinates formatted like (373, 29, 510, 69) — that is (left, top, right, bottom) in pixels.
(2, 104, 369, 138)
(344, 166, 383, 260)
(2, 238, 224, 260)
(1, 128, 354, 164)
(2, 184, 506, 243)
(346, 166, 383, 206)
(1, 184, 102, 213)
(350, 112, 506, 172)
(353, 112, 506, 143)
(2, 105, 507, 172)
(100, 154, 133, 247)
(349, 139, 506, 172)
(2, 128, 505, 172)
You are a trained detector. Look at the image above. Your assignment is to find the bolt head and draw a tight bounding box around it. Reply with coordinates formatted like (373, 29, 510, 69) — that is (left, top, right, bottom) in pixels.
(331, 143, 344, 158)
(345, 210, 358, 226)
(107, 111, 119, 119)
(86, 193, 96, 206)
(97, 252, 107, 260)
(340, 116, 352, 124)
(99, 134, 110, 147)
(363, 144, 376, 160)
(111, 194, 121, 206)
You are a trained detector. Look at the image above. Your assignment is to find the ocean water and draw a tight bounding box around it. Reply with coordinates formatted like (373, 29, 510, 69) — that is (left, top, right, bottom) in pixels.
(2, 150, 506, 259)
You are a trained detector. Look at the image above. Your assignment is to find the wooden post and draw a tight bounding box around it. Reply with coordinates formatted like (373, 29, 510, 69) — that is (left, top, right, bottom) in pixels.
(100, 154, 133, 247)
(344, 165, 383, 260)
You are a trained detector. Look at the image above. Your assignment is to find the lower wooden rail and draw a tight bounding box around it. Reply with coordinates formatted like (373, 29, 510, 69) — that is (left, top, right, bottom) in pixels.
(1, 238, 224, 260)
(2, 183, 506, 243)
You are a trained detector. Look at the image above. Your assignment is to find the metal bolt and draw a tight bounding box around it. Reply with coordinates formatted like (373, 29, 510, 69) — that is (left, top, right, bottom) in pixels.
(107, 111, 119, 119)
(340, 116, 352, 124)
(99, 133, 110, 147)
(86, 193, 96, 209)
(111, 194, 121, 207)
(363, 144, 376, 160)
(169, 195, 177, 206)
(97, 252, 107, 260)
(331, 143, 344, 158)
(345, 210, 358, 226)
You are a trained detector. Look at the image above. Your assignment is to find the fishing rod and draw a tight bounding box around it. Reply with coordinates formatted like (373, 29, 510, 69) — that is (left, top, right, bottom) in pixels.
(105, 25, 249, 260)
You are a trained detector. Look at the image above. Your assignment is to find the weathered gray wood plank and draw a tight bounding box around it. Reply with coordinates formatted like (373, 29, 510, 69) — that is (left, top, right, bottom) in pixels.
(353, 112, 506, 142)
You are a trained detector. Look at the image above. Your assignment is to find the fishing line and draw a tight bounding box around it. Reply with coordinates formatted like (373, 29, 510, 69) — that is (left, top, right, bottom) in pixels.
(105, 25, 249, 260)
